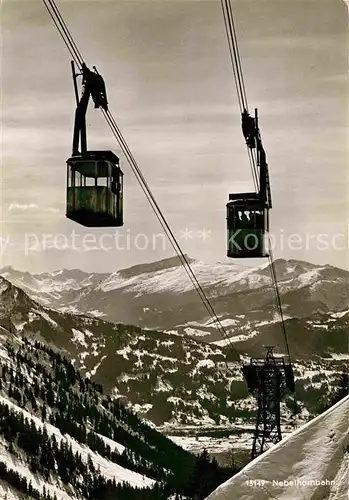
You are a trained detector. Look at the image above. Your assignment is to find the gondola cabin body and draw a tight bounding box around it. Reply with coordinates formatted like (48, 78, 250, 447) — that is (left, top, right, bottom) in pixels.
(66, 150, 123, 227)
(227, 193, 269, 258)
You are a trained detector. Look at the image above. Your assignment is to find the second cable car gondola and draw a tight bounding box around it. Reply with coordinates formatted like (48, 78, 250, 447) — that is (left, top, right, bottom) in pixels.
(227, 109, 271, 258)
(66, 61, 123, 227)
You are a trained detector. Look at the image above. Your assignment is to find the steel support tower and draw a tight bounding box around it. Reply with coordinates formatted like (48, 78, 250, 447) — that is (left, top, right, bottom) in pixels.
(242, 346, 295, 460)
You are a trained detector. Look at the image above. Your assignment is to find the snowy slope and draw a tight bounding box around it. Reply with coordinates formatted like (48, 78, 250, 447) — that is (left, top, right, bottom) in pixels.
(206, 395, 349, 500)
(94, 260, 260, 295)
(0, 266, 108, 310)
(0, 436, 75, 499)
(0, 483, 25, 500)
(0, 395, 155, 491)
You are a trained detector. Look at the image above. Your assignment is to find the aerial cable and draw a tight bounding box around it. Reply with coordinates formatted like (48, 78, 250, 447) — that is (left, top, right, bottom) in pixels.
(46, 0, 84, 67)
(220, 0, 294, 369)
(41, 0, 242, 363)
(220, 0, 243, 112)
(103, 109, 242, 362)
(223, 0, 247, 111)
(267, 243, 298, 421)
(221, 0, 260, 189)
(44, 0, 83, 67)
(42, 0, 81, 67)
(268, 248, 293, 363)
(226, 0, 248, 109)
(102, 112, 216, 324)
(104, 112, 243, 364)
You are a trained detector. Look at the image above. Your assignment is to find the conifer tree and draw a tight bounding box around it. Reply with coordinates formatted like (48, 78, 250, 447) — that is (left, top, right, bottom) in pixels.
(329, 370, 349, 406)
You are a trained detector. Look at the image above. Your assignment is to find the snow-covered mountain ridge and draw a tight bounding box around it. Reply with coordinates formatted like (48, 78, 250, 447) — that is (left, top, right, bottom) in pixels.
(0, 274, 347, 431)
(1, 257, 348, 344)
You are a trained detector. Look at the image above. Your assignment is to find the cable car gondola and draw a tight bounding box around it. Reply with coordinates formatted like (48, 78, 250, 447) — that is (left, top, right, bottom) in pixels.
(66, 62, 123, 227)
(227, 108, 271, 258)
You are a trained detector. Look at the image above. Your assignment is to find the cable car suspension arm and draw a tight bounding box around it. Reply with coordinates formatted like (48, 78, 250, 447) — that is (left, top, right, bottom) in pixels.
(71, 61, 109, 155)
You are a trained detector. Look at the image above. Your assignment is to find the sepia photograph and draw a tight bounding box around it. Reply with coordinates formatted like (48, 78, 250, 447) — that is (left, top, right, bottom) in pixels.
(1, 0, 348, 498)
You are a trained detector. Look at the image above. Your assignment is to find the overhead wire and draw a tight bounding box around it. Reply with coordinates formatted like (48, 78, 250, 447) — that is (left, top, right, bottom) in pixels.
(225, 0, 248, 110)
(41, 0, 242, 365)
(103, 109, 241, 361)
(42, 0, 81, 67)
(47, 0, 84, 66)
(221, 0, 259, 193)
(268, 248, 293, 364)
(103, 110, 242, 376)
(220, 0, 243, 112)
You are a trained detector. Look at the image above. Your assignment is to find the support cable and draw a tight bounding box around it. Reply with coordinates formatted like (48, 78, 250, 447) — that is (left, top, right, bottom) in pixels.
(220, 0, 243, 112)
(225, 0, 248, 110)
(268, 248, 292, 362)
(47, 0, 84, 66)
(221, 0, 259, 191)
(42, 0, 81, 67)
(103, 108, 241, 362)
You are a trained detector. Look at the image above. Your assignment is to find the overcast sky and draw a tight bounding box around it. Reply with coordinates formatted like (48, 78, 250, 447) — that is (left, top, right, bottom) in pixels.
(1, 0, 348, 273)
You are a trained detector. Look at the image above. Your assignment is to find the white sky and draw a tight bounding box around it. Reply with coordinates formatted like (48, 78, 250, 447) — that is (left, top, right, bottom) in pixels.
(1, 0, 348, 272)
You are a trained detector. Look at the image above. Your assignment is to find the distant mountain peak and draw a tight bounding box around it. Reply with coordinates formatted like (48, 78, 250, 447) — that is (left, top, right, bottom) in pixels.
(256, 258, 327, 278)
(118, 254, 195, 278)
